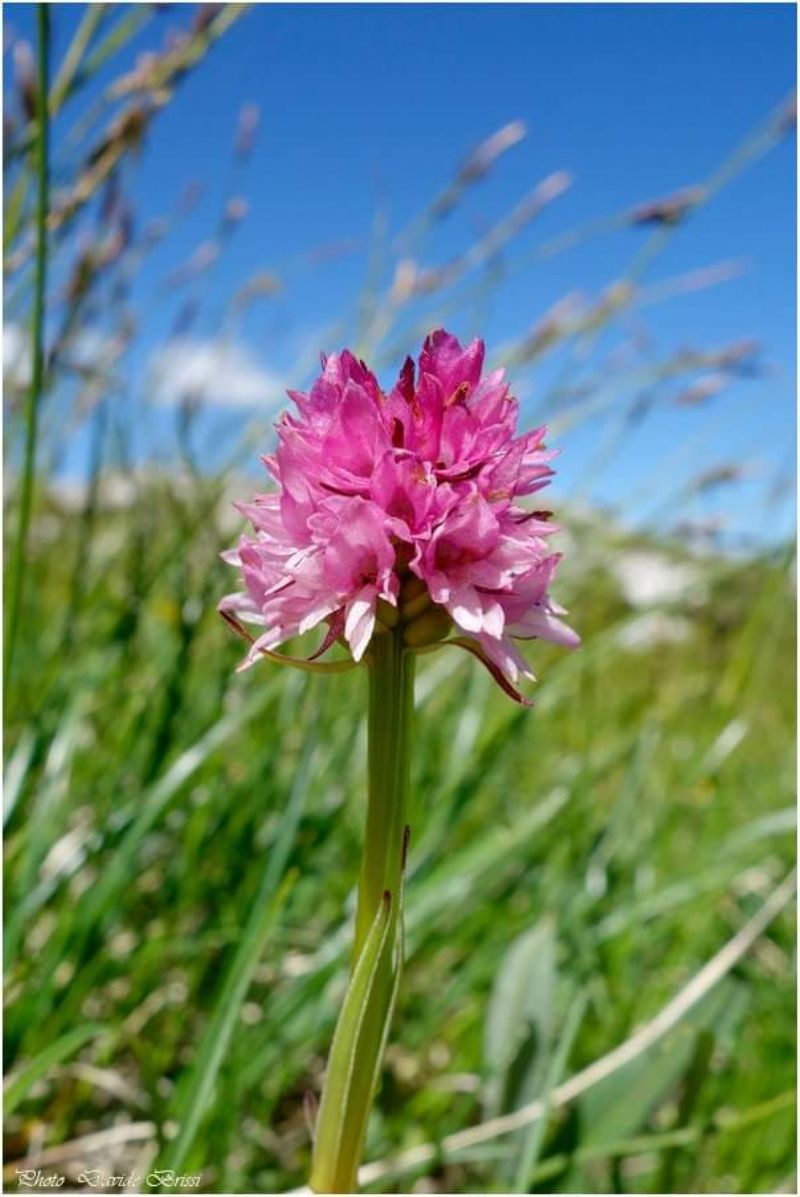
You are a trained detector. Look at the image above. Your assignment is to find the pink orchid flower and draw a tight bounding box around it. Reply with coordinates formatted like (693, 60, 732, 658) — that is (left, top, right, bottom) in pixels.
(220, 328, 578, 701)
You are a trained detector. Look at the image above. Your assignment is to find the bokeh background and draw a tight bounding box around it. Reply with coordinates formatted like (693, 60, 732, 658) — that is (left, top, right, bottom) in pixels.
(3, 4, 796, 1194)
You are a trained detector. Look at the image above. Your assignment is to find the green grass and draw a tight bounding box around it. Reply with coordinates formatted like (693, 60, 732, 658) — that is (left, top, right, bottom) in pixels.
(4, 481, 795, 1193)
(3, 7, 795, 1190)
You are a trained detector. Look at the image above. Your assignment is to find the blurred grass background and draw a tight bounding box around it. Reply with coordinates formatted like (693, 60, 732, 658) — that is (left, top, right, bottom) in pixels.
(3, 4, 796, 1194)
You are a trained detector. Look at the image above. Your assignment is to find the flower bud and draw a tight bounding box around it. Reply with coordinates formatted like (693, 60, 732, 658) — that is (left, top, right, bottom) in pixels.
(398, 576, 429, 622)
(403, 607, 451, 648)
(399, 575, 426, 602)
(376, 598, 399, 629)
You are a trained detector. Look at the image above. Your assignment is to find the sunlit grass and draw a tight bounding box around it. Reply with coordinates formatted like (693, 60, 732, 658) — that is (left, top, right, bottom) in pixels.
(3, 5, 795, 1192)
(4, 478, 795, 1192)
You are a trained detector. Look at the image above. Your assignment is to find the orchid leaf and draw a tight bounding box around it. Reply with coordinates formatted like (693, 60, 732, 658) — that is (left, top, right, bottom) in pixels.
(310, 889, 401, 1193)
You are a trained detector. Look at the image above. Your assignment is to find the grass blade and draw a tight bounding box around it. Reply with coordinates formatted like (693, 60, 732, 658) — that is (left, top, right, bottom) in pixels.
(49, 3, 109, 114)
(513, 991, 588, 1191)
(5, 2, 50, 694)
(4, 1023, 107, 1114)
(158, 713, 318, 1175)
(158, 869, 297, 1177)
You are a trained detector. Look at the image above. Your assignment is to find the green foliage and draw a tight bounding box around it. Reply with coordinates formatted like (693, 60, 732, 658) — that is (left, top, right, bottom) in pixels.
(483, 918, 556, 1121)
(3, 5, 795, 1192)
(3, 492, 795, 1192)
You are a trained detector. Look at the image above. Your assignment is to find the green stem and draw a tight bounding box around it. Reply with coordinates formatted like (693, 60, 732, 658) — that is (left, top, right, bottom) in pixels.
(49, 3, 108, 115)
(355, 629, 415, 959)
(310, 629, 414, 1192)
(5, 2, 50, 696)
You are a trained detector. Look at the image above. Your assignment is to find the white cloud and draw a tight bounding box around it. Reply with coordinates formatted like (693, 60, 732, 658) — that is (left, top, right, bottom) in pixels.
(5, 322, 125, 393)
(68, 327, 120, 370)
(148, 337, 287, 409)
(4, 322, 32, 390)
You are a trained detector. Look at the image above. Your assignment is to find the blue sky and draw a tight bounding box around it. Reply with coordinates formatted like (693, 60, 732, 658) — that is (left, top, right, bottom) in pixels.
(5, 3, 797, 544)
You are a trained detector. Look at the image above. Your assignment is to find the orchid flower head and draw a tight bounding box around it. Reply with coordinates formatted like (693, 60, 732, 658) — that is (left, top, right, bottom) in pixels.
(220, 329, 579, 701)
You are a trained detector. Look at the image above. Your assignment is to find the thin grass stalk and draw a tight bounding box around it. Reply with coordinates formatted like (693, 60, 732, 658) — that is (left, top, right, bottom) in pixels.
(5, 2, 50, 696)
(49, 3, 109, 115)
(58, 398, 108, 656)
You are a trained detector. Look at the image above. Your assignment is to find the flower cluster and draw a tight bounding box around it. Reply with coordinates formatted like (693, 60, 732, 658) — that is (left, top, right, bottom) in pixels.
(220, 329, 578, 698)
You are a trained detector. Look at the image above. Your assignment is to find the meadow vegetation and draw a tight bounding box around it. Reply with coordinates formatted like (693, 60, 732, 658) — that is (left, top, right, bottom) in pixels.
(4, 6, 795, 1193)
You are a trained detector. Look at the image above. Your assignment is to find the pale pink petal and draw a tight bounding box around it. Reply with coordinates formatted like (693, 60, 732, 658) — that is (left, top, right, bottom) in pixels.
(345, 587, 378, 661)
(511, 608, 580, 648)
(478, 633, 536, 684)
(447, 584, 485, 633)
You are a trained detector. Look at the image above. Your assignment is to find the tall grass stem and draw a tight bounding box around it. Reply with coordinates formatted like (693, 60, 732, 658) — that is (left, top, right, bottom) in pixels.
(5, 2, 50, 695)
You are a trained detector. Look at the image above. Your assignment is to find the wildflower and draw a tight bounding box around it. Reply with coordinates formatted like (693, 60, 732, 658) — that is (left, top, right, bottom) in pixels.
(220, 329, 577, 701)
(221, 331, 578, 1190)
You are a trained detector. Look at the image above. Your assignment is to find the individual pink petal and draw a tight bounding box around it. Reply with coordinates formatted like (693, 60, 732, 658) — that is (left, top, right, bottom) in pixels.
(477, 632, 536, 684)
(510, 607, 581, 648)
(445, 637, 533, 706)
(419, 329, 485, 397)
(345, 586, 378, 661)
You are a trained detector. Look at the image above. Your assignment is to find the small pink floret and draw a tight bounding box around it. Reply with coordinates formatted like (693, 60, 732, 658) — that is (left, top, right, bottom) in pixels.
(220, 329, 578, 686)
